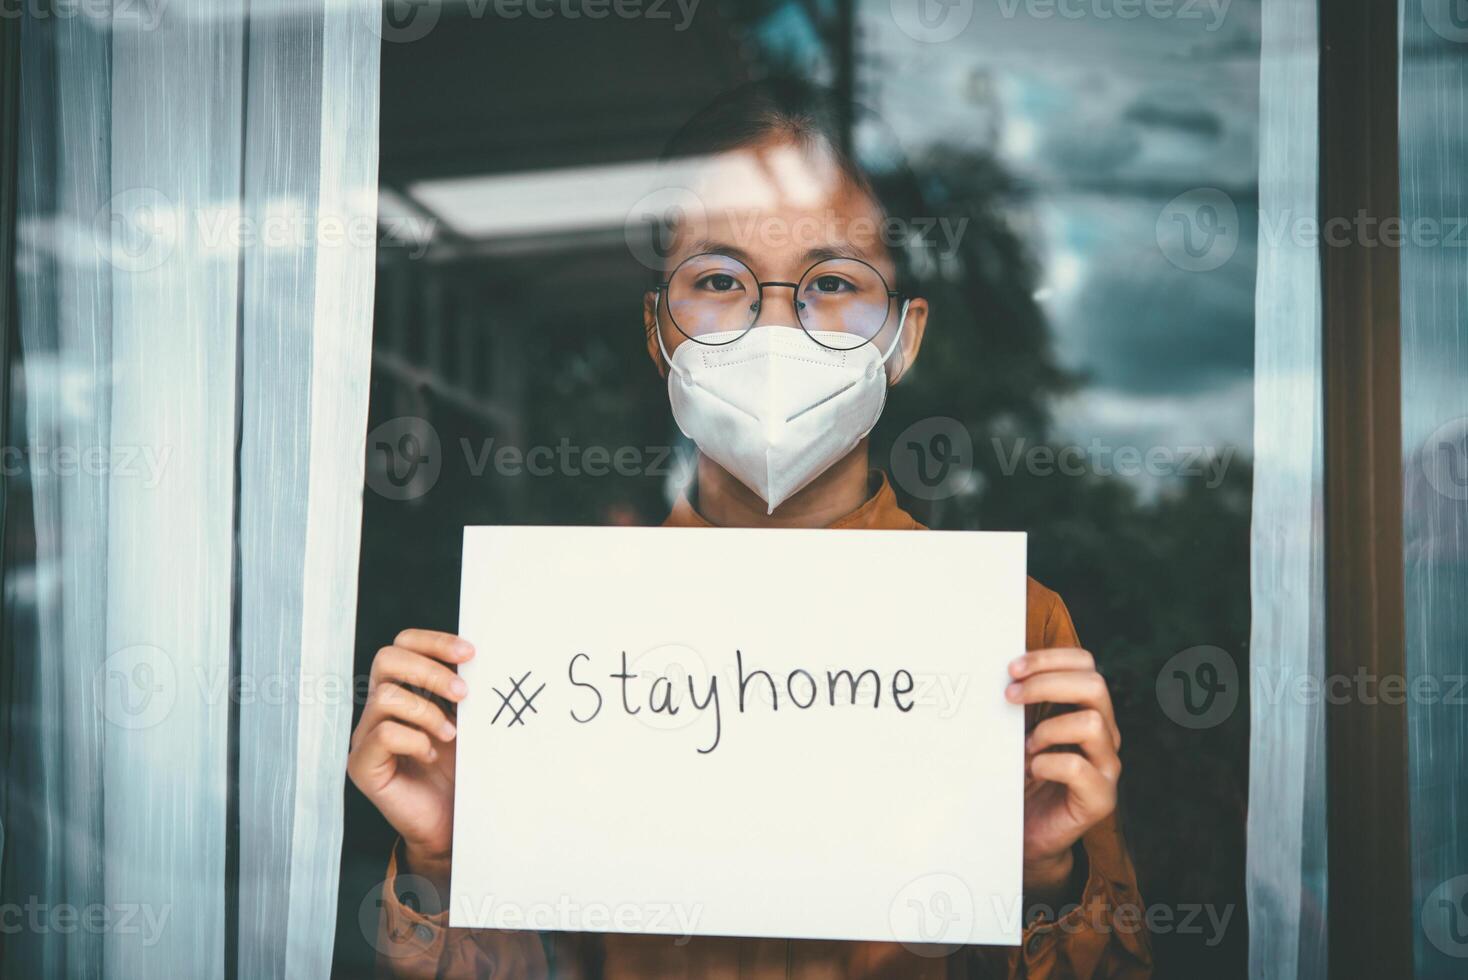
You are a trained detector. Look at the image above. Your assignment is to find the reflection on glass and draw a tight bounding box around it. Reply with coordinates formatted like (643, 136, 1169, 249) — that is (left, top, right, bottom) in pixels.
(349, 4, 1260, 976)
(1400, 3, 1468, 978)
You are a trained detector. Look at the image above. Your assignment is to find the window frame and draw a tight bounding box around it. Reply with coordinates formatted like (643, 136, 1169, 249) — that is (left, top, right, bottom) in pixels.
(1319, 0, 1414, 976)
(0, 3, 1434, 977)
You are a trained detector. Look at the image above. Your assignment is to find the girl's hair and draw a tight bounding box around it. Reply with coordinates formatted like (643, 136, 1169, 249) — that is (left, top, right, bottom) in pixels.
(653, 76, 925, 288)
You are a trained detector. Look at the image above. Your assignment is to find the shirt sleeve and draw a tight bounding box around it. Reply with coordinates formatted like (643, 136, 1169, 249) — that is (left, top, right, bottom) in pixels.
(1003, 587, 1153, 979)
(1002, 814, 1152, 978)
(374, 841, 548, 980)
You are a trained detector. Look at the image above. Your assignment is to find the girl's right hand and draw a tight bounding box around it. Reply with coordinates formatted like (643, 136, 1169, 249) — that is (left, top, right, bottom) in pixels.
(347, 629, 473, 895)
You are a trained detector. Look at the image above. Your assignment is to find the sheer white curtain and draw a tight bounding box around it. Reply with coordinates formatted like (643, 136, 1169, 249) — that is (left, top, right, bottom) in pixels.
(4, 1, 380, 976)
(1247, 0, 1329, 978)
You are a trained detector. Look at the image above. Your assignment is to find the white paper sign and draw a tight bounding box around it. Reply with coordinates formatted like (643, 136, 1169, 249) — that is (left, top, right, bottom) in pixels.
(451, 525, 1027, 947)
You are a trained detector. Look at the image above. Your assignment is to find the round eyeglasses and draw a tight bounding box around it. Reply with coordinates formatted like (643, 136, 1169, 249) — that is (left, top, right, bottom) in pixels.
(656, 252, 902, 352)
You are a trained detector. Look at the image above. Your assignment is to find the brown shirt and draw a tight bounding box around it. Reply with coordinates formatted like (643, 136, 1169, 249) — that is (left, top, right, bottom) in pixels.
(376, 474, 1152, 978)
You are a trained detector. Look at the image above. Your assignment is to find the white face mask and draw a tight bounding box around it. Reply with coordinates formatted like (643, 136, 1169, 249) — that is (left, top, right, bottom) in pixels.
(657, 304, 909, 514)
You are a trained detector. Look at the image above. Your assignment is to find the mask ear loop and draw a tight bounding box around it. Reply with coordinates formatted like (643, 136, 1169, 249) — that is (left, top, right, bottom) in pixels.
(878, 299, 911, 367)
(653, 288, 686, 380)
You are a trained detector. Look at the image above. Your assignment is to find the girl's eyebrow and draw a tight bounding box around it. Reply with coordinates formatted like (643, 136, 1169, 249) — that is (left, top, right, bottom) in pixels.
(685, 240, 756, 265)
(801, 243, 872, 264)
(678, 240, 880, 268)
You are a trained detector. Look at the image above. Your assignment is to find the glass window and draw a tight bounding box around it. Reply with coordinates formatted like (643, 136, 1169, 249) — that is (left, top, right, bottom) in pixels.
(340, 3, 1258, 976)
(1401, 2, 1468, 977)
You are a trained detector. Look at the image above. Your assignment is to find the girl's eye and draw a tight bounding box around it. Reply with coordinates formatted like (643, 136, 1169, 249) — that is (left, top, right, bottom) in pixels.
(813, 275, 850, 294)
(698, 273, 743, 292)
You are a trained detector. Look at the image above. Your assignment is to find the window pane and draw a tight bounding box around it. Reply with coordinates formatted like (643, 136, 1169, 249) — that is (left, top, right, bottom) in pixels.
(341, 4, 1261, 976)
(1400, 3, 1468, 977)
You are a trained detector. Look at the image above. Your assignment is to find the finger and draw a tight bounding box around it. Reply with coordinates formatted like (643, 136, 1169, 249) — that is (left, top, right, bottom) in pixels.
(1006, 670, 1119, 747)
(393, 629, 474, 663)
(1027, 710, 1121, 780)
(370, 645, 470, 702)
(1009, 648, 1094, 679)
(355, 683, 457, 747)
(350, 720, 436, 779)
(1029, 751, 1116, 821)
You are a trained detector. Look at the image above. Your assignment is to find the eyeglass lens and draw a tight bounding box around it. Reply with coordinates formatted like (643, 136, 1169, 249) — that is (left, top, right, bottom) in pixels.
(666, 253, 893, 351)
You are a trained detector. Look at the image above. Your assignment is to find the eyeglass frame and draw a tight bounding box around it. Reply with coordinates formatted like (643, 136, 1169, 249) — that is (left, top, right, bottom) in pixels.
(653, 251, 905, 352)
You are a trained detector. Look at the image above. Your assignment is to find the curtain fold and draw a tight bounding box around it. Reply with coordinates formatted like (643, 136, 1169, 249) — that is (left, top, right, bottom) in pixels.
(3, 1, 380, 976)
(1246, 0, 1328, 977)
(235, 2, 380, 978)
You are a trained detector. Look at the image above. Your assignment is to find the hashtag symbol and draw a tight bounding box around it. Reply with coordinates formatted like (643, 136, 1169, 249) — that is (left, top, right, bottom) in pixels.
(491, 671, 545, 727)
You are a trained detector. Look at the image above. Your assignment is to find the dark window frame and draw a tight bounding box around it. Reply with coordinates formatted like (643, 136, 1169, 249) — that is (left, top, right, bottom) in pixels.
(1319, 0, 1413, 977)
(0, 14, 21, 979)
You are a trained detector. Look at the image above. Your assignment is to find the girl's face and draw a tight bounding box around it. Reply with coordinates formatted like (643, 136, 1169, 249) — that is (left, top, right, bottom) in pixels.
(644, 137, 927, 378)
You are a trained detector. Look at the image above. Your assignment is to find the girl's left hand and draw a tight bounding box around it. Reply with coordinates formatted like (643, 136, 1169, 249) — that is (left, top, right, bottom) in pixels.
(1006, 647, 1122, 896)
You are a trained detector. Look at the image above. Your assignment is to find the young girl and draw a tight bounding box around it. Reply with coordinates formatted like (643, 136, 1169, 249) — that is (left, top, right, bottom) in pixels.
(347, 79, 1151, 979)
